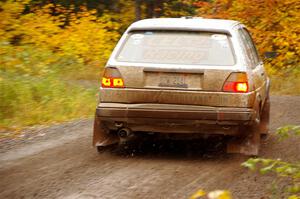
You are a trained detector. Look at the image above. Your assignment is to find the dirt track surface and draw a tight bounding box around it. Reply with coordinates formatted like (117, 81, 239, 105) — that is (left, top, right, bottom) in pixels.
(0, 96, 299, 199)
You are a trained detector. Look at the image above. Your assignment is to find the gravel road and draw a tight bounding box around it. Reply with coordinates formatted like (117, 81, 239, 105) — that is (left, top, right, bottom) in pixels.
(0, 96, 299, 199)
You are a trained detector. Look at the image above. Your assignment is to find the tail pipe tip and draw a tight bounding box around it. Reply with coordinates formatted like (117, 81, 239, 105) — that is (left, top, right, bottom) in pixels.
(117, 128, 132, 138)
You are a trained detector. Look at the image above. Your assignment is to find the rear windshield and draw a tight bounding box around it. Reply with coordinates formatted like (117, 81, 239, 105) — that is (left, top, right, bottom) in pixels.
(116, 31, 235, 66)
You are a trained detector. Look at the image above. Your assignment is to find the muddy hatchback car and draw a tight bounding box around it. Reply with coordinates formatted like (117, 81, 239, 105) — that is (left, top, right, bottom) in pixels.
(93, 18, 270, 155)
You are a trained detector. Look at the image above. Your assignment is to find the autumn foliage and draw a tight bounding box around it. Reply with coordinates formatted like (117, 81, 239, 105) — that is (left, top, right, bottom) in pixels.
(1, 0, 299, 76)
(196, 0, 300, 76)
(0, 1, 120, 67)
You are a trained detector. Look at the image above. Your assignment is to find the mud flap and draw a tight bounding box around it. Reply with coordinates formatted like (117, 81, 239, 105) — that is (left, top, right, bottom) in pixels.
(93, 116, 119, 147)
(227, 96, 269, 156)
(227, 129, 261, 156)
(260, 98, 270, 135)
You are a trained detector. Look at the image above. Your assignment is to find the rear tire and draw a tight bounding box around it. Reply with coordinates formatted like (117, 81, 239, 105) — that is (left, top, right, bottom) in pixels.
(260, 97, 270, 136)
(97, 146, 106, 153)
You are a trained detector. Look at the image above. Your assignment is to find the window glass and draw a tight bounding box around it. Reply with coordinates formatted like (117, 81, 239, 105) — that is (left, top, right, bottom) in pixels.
(116, 31, 236, 66)
(239, 28, 260, 66)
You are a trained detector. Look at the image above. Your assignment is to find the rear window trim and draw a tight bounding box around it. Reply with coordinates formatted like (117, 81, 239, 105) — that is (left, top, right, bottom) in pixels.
(115, 30, 237, 66)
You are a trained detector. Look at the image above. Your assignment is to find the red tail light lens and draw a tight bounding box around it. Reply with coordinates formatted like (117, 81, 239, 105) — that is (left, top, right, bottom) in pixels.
(101, 67, 125, 88)
(223, 72, 249, 93)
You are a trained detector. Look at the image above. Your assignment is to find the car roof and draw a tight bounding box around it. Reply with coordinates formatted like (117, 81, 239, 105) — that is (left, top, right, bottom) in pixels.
(128, 18, 240, 32)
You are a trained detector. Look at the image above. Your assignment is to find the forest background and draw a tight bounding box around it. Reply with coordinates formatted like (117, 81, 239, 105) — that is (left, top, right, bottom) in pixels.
(1, 0, 299, 130)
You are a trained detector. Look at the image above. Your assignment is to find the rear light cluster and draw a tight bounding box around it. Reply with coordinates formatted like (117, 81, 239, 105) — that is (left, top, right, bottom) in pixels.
(223, 72, 249, 93)
(101, 67, 125, 88)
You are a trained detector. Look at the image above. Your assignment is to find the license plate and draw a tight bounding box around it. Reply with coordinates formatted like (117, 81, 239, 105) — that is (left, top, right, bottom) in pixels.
(158, 73, 187, 88)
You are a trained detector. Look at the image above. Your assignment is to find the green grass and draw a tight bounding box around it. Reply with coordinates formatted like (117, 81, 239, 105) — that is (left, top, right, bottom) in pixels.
(270, 76, 300, 95)
(0, 72, 98, 130)
(0, 43, 100, 131)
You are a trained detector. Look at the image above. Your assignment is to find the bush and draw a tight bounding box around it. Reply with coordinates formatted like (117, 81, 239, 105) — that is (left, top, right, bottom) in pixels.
(0, 1, 120, 66)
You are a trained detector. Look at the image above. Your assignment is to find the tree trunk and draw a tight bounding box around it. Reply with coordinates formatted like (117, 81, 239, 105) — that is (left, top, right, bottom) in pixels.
(135, 0, 142, 21)
(154, 0, 163, 17)
(146, 0, 154, 18)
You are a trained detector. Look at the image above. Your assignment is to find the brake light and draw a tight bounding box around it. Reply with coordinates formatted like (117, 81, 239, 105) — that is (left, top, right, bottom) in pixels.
(223, 72, 249, 93)
(236, 82, 248, 92)
(101, 67, 125, 88)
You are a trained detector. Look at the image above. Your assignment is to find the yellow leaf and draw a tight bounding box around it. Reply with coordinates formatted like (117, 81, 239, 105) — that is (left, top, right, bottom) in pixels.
(288, 195, 300, 199)
(207, 190, 232, 199)
(190, 189, 206, 199)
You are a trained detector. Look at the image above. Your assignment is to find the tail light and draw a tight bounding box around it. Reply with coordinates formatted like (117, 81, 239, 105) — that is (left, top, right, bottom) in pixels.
(223, 72, 249, 93)
(101, 67, 125, 88)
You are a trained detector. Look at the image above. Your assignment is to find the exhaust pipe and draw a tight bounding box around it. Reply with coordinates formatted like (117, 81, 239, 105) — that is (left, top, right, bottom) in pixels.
(117, 128, 132, 138)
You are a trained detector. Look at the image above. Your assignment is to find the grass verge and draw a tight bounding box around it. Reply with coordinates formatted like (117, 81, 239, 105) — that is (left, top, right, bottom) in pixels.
(270, 76, 300, 95)
(0, 72, 98, 131)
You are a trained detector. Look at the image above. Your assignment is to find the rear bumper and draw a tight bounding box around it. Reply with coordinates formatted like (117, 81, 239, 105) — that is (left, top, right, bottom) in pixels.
(99, 88, 256, 108)
(97, 103, 254, 121)
(96, 103, 256, 134)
